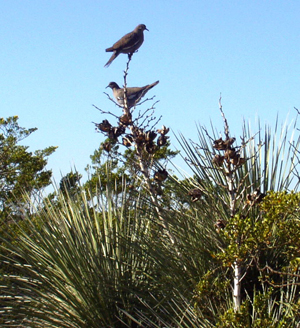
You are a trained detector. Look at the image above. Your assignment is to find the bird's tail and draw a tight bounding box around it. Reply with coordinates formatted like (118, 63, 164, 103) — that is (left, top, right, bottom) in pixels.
(139, 81, 160, 101)
(104, 52, 119, 67)
(147, 80, 159, 90)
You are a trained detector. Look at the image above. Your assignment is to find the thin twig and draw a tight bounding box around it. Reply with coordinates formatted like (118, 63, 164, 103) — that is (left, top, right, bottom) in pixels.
(219, 95, 230, 139)
(132, 96, 157, 110)
(122, 55, 132, 115)
(92, 104, 119, 119)
(103, 92, 124, 109)
(202, 126, 216, 143)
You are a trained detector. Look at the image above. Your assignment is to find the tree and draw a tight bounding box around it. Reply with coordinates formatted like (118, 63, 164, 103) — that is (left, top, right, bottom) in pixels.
(93, 57, 179, 244)
(0, 116, 57, 222)
(84, 138, 178, 205)
(173, 105, 300, 325)
(3, 27, 300, 327)
(2, 108, 300, 327)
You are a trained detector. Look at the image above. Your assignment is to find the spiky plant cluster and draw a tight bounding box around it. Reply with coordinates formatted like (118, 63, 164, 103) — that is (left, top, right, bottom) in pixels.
(179, 102, 300, 316)
(0, 183, 164, 327)
(2, 102, 300, 327)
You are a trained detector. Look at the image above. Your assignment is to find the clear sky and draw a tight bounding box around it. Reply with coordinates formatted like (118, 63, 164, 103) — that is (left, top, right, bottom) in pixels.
(1, 1, 300, 183)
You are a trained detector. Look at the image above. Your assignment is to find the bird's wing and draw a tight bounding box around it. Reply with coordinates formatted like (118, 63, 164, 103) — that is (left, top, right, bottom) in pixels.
(126, 87, 144, 99)
(111, 32, 140, 52)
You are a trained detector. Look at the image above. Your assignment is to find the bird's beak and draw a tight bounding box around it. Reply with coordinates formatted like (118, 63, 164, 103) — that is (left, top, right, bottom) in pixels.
(145, 27, 149, 31)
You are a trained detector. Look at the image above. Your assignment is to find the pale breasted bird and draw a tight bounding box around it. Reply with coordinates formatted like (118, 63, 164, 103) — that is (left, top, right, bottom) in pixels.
(106, 81, 159, 109)
(104, 24, 148, 67)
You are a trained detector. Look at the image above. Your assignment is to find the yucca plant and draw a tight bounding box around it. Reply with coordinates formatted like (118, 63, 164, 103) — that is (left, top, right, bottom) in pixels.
(171, 105, 300, 321)
(0, 169, 167, 327)
(130, 108, 300, 327)
(1, 169, 223, 327)
(2, 104, 300, 327)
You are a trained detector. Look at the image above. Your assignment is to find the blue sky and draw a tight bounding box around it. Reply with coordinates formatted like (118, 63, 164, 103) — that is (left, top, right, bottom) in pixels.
(1, 1, 300, 183)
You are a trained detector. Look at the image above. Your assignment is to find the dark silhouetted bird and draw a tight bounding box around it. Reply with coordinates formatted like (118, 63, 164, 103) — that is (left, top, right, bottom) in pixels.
(104, 24, 148, 67)
(106, 81, 159, 109)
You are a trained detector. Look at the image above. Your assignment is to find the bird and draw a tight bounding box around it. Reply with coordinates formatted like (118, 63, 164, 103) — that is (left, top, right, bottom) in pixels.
(104, 24, 148, 67)
(106, 81, 159, 109)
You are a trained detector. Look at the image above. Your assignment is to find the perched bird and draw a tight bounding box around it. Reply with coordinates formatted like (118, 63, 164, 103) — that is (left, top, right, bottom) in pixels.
(106, 81, 159, 109)
(104, 24, 148, 67)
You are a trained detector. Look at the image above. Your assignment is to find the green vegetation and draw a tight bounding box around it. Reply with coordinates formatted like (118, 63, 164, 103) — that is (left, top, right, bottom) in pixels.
(1, 60, 300, 327)
(0, 116, 56, 223)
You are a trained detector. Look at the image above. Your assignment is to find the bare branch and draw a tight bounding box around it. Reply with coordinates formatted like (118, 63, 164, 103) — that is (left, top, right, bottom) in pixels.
(92, 104, 120, 119)
(103, 92, 123, 109)
(258, 264, 300, 287)
(219, 95, 230, 139)
(131, 96, 157, 111)
(202, 126, 216, 143)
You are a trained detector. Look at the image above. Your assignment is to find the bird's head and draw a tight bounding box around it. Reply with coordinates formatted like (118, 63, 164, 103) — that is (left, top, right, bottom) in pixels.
(136, 24, 149, 32)
(106, 82, 120, 90)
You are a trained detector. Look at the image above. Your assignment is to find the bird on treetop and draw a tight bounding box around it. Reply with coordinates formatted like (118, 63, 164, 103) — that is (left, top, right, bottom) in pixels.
(104, 24, 149, 67)
(106, 81, 159, 109)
